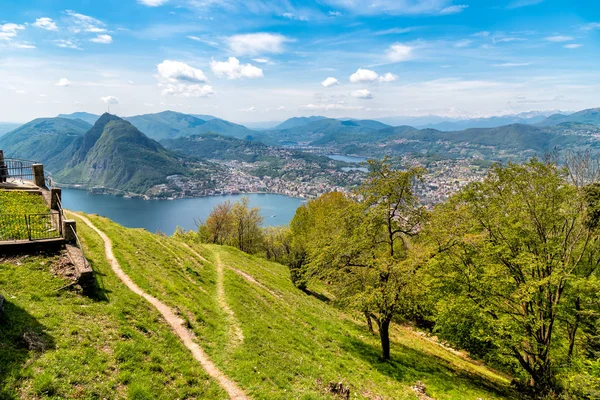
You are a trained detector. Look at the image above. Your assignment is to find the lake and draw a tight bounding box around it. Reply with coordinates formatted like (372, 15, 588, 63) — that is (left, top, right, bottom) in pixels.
(327, 154, 368, 163)
(61, 189, 305, 234)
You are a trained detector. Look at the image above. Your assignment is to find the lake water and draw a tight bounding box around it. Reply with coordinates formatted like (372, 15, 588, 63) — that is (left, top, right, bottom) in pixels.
(327, 154, 368, 163)
(61, 189, 305, 234)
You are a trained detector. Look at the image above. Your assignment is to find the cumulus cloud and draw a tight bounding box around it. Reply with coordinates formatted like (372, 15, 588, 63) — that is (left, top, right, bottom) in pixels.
(227, 33, 291, 56)
(386, 43, 413, 62)
(351, 89, 373, 99)
(101, 96, 119, 104)
(210, 57, 264, 79)
(161, 84, 215, 97)
(138, 0, 168, 6)
(544, 35, 574, 42)
(90, 34, 112, 44)
(241, 106, 257, 112)
(33, 17, 58, 31)
(349, 69, 396, 84)
(55, 78, 71, 87)
(378, 72, 398, 82)
(0, 23, 25, 41)
(350, 68, 379, 83)
(321, 77, 339, 87)
(157, 60, 208, 83)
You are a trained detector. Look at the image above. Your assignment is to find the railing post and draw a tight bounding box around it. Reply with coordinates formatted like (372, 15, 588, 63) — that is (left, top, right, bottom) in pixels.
(32, 164, 45, 187)
(0, 150, 6, 183)
(50, 188, 62, 210)
(26, 215, 31, 241)
(63, 220, 77, 243)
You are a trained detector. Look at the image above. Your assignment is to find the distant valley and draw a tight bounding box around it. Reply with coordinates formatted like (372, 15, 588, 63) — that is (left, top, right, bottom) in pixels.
(2, 107, 600, 202)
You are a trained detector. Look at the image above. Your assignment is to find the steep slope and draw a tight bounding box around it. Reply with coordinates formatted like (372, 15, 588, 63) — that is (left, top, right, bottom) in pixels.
(66, 213, 514, 400)
(58, 114, 189, 193)
(0, 235, 225, 398)
(0, 118, 90, 172)
(540, 108, 600, 126)
(57, 112, 101, 125)
(162, 133, 270, 162)
(194, 118, 256, 140)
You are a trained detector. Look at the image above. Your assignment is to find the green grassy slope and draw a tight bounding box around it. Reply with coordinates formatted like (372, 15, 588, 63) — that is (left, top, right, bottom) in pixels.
(70, 214, 515, 400)
(0, 229, 226, 398)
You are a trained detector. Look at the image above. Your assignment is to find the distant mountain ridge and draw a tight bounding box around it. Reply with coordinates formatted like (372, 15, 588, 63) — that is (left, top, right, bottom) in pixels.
(57, 112, 101, 125)
(540, 108, 600, 126)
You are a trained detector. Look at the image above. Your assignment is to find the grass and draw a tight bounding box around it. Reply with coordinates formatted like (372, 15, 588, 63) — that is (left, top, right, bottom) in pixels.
(0, 227, 226, 398)
(68, 213, 515, 400)
(0, 190, 59, 240)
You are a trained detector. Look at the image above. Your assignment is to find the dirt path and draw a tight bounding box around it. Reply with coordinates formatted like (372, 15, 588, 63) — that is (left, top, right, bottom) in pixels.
(69, 212, 248, 400)
(213, 251, 245, 346)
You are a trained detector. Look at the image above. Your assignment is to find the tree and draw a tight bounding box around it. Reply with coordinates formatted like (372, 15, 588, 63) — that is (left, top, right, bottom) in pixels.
(427, 159, 600, 394)
(231, 197, 264, 253)
(290, 159, 430, 360)
(204, 201, 234, 244)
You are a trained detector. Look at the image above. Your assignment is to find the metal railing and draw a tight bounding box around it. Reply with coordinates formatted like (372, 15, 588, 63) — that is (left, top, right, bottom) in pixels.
(0, 158, 37, 183)
(0, 211, 62, 241)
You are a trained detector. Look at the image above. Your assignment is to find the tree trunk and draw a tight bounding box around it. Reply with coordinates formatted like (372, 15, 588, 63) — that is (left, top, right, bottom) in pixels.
(379, 318, 391, 360)
(365, 312, 374, 334)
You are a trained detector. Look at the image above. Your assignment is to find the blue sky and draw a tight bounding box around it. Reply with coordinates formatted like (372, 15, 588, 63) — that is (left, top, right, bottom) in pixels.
(0, 0, 599, 123)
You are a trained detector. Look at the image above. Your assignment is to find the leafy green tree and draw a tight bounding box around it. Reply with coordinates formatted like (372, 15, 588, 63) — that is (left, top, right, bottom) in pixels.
(427, 159, 600, 394)
(290, 159, 430, 359)
(231, 197, 264, 253)
(203, 200, 234, 244)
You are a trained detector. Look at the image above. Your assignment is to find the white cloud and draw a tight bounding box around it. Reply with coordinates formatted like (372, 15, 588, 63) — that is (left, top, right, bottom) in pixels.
(320, 0, 467, 16)
(582, 22, 600, 31)
(210, 57, 263, 79)
(474, 31, 490, 37)
(321, 77, 339, 87)
(0, 23, 25, 41)
(138, 0, 168, 6)
(227, 33, 291, 56)
(564, 43, 583, 49)
(378, 72, 398, 82)
(544, 35, 574, 42)
(282, 13, 308, 21)
(65, 10, 105, 33)
(241, 106, 257, 112)
(54, 39, 80, 49)
(454, 39, 472, 48)
(349, 69, 396, 84)
(11, 43, 36, 49)
(101, 96, 119, 104)
(329, 11, 342, 16)
(252, 58, 269, 63)
(350, 68, 379, 83)
(386, 43, 413, 62)
(90, 34, 112, 44)
(161, 84, 215, 97)
(33, 17, 58, 31)
(351, 89, 373, 99)
(375, 27, 414, 35)
(439, 4, 468, 14)
(157, 60, 208, 83)
(55, 78, 71, 87)
(492, 62, 532, 67)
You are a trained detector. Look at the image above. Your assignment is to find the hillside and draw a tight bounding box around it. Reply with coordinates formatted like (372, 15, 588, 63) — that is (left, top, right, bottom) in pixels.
(0, 118, 90, 172)
(274, 116, 327, 130)
(0, 123, 21, 136)
(57, 112, 101, 125)
(57, 113, 189, 193)
(125, 111, 256, 141)
(540, 108, 600, 126)
(0, 212, 514, 399)
(261, 118, 392, 146)
(162, 133, 271, 162)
